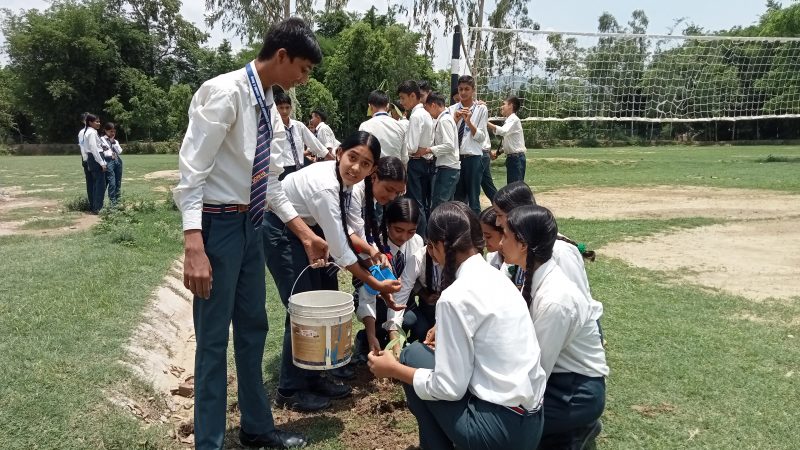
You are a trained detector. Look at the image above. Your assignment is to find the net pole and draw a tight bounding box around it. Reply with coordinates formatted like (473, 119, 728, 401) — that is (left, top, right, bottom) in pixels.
(451, 25, 462, 105)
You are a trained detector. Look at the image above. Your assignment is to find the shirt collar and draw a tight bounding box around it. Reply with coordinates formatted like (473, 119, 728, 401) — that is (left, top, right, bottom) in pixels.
(247, 61, 274, 107)
(412, 103, 425, 114)
(455, 253, 486, 279)
(373, 111, 389, 117)
(508, 113, 518, 121)
(436, 109, 450, 121)
(387, 238, 405, 255)
(530, 258, 557, 296)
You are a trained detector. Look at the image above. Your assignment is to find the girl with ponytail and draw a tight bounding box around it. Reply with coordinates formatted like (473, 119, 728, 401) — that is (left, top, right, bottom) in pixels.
(263, 130, 401, 412)
(502, 205, 608, 448)
(368, 202, 547, 450)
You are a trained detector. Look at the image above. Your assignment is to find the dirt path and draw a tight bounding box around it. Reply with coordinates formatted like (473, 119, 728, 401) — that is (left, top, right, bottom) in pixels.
(537, 185, 800, 220)
(0, 185, 99, 236)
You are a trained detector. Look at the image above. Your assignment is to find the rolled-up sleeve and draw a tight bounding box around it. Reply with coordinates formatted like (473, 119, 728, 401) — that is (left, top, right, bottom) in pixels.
(173, 85, 235, 231)
(412, 300, 474, 401)
(356, 286, 377, 320)
(471, 106, 487, 143)
(267, 114, 299, 224)
(302, 124, 329, 158)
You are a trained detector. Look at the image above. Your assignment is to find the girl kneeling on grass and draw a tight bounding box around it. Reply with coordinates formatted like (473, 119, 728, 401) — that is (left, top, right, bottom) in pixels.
(369, 202, 546, 450)
(263, 131, 402, 413)
(502, 205, 608, 450)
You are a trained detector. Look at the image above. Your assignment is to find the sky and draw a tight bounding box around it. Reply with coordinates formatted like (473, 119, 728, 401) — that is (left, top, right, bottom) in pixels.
(1, 0, 770, 69)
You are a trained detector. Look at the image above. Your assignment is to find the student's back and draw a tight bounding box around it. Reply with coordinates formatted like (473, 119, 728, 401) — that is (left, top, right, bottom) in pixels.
(359, 114, 406, 162)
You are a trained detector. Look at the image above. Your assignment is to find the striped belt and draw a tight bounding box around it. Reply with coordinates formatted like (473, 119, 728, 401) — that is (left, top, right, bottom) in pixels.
(202, 203, 249, 214)
(504, 404, 541, 417)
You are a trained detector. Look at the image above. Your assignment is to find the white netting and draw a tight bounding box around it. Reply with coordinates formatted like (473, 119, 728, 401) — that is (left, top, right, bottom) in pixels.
(468, 27, 800, 123)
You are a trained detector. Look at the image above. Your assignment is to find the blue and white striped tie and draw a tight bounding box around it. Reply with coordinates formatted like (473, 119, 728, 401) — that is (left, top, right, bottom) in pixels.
(249, 111, 271, 227)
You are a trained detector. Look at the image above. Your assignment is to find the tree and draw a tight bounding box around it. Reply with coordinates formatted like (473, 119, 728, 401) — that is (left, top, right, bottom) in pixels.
(294, 78, 339, 128)
(0, 68, 19, 144)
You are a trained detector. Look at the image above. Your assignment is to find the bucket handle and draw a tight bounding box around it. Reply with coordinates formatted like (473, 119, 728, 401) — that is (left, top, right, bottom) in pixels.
(290, 261, 346, 300)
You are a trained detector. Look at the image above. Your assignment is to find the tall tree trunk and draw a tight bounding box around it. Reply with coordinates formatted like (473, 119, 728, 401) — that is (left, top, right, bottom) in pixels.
(283, 0, 290, 19)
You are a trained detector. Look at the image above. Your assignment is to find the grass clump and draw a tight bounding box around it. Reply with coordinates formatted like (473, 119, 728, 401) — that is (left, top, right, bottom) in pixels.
(63, 195, 90, 212)
(760, 154, 800, 163)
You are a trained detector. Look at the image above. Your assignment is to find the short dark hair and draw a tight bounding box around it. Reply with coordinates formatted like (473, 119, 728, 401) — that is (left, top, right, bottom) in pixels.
(418, 80, 432, 93)
(258, 17, 322, 64)
(424, 91, 446, 107)
(312, 109, 327, 122)
(396, 80, 421, 99)
(103, 122, 116, 131)
(368, 90, 389, 108)
(506, 96, 521, 113)
(457, 75, 476, 89)
(274, 92, 292, 106)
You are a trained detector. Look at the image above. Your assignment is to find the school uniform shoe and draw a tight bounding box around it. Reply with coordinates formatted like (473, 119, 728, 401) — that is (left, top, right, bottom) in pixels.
(275, 390, 331, 412)
(239, 428, 308, 449)
(309, 377, 352, 399)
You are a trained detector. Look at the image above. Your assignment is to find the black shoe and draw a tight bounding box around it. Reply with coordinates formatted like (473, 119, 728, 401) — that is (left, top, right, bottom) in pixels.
(327, 364, 356, 380)
(275, 390, 331, 412)
(309, 377, 352, 399)
(239, 428, 308, 449)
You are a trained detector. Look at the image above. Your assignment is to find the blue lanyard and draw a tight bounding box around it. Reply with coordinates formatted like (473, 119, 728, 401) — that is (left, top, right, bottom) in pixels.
(245, 62, 273, 138)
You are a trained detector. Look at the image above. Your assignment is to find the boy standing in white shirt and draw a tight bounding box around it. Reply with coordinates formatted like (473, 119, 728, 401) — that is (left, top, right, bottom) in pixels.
(488, 96, 527, 184)
(273, 92, 331, 180)
(398, 80, 434, 236)
(309, 109, 339, 153)
(173, 18, 328, 450)
(450, 75, 489, 216)
(359, 90, 407, 163)
(419, 91, 460, 211)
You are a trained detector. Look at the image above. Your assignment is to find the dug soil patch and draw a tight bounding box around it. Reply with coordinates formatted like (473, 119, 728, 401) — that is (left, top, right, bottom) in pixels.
(144, 170, 181, 181)
(0, 185, 97, 236)
(603, 218, 800, 301)
(538, 185, 800, 220)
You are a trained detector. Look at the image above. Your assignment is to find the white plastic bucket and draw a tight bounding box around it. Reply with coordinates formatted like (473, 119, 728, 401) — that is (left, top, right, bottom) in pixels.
(287, 290, 354, 370)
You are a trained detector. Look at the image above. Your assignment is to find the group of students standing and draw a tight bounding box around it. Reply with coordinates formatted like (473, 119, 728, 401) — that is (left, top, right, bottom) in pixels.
(173, 16, 604, 450)
(77, 113, 123, 213)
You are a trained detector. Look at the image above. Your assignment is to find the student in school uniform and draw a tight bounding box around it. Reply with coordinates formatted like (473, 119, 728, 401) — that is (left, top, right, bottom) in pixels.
(418, 91, 460, 212)
(79, 113, 107, 214)
(398, 80, 434, 237)
(173, 18, 326, 450)
(488, 96, 527, 184)
(77, 113, 95, 210)
(417, 80, 432, 103)
(359, 90, 407, 163)
(263, 131, 402, 413)
(480, 206, 504, 270)
(451, 75, 489, 216)
(368, 202, 546, 450)
(501, 205, 608, 450)
(100, 122, 123, 205)
(493, 181, 598, 300)
(480, 122, 498, 203)
(273, 92, 331, 180)
(309, 109, 339, 153)
(353, 197, 425, 355)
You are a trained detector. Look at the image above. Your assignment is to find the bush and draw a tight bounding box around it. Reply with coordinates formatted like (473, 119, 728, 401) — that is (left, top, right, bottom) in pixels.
(123, 141, 180, 154)
(63, 195, 91, 212)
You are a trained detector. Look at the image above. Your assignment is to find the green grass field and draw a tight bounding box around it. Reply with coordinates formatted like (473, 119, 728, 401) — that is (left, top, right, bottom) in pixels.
(1, 147, 799, 449)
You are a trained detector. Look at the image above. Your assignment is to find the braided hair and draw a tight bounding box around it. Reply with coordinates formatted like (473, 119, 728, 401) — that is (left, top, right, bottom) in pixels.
(380, 197, 419, 252)
(505, 205, 558, 307)
(426, 201, 484, 291)
(335, 131, 381, 269)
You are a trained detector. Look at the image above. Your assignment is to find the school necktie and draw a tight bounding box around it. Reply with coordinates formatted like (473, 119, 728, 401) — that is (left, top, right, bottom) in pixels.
(286, 125, 302, 168)
(393, 250, 406, 278)
(458, 119, 467, 149)
(249, 110, 271, 227)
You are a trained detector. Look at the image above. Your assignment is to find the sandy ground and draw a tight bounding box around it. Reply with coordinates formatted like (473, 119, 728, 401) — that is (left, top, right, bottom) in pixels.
(144, 170, 181, 181)
(0, 185, 98, 236)
(530, 185, 800, 302)
(537, 185, 800, 220)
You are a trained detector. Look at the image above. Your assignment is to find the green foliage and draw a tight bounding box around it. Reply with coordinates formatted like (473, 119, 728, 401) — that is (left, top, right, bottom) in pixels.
(384, 327, 408, 352)
(64, 195, 91, 213)
(123, 141, 181, 154)
(323, 17, 436, 134)
(295, 79, 340, 129)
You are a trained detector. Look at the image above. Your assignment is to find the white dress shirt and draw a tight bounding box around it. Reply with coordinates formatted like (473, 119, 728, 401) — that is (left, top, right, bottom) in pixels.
(173, 62, 296, 231)
(273, 118, 328, 168)
(359, 112, 407, 163)
(528, 259, 609, 379)
(280, 160, 358, 267)
(77, 129, 88, 161)
(412, 254, 547, 410)
(385, 242, 438, 330)
(315, 121, 339, 150)
(430, 110, 460, 170)
(355, 234, 424, 322)
(80, 128, 107, 166)
(100, 135, 123, 158)
(493, 113, 526, 154)
(448, 102, 488, 156)
(485, 251, 503, 270)
(404, 104, 434, 161)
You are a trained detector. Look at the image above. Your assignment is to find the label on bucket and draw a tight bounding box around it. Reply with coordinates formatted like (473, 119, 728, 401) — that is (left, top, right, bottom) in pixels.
(329, 323, 352, 366)
(291, 323, 328, 367)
